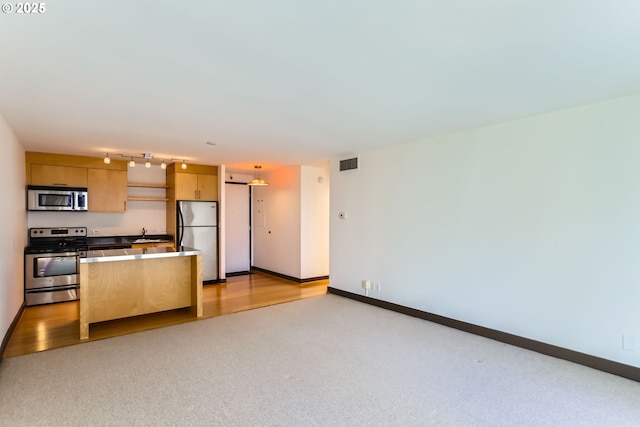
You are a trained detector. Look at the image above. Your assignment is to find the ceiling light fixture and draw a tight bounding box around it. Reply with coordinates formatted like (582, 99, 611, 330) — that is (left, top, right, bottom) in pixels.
(129, 157, 136, 167)
(247, 165, 269, 186)
(161, 159, 167, 170)
(169, 158, 189, 169)
(103, 153, 111, 164)
(144, 153, 152, 168)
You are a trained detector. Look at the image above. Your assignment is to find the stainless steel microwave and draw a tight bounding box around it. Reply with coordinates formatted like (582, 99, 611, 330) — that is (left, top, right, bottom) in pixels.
(27, 186, 88, 211)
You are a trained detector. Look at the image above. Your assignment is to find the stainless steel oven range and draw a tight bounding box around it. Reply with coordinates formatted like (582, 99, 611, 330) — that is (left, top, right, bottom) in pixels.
(24, 227, 87, 306)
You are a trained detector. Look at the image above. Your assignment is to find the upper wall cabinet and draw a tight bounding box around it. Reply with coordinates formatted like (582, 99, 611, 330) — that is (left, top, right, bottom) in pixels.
(166, 163, 218, 201)
(197, 174, 218, 201)
(173, 173, 218, 201)
(88, 169, 128, 212)
(31, 164, 88, 187)
(26, 152, 128, 212)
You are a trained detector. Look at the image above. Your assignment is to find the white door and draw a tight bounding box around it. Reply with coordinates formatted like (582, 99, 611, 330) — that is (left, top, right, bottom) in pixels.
(225, 183, 251, 274)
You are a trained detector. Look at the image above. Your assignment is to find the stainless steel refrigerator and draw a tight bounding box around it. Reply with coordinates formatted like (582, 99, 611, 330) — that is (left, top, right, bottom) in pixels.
(177, 200, 218, 283)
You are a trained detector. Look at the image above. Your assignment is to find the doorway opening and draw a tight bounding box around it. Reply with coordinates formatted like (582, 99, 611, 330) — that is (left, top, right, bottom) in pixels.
(225, 182, 251, 276)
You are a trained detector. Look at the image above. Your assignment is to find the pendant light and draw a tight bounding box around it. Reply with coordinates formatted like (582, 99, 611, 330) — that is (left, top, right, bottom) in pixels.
(103, 153, 111, 164)
(160, 159, 167, 170)
(247, 165, 269, 186)
(129, 157, 136, 167)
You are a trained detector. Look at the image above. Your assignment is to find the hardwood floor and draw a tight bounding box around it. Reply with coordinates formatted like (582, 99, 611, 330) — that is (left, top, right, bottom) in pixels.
(3, 272, 328, 359)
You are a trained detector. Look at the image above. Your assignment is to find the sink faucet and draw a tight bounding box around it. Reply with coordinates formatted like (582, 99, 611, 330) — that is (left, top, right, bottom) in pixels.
(142, 227, 147, 238)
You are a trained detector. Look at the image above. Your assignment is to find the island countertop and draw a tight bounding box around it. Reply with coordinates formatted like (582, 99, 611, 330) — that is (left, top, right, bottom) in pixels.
(81, 246, 201, 263)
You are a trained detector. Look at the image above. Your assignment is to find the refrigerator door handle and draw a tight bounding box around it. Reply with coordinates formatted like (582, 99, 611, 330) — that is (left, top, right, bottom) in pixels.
(177, 203, 184, 247)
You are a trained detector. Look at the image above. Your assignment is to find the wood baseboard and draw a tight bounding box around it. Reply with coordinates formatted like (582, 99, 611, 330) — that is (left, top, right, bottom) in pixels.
(251, 266, 329, 283)
(1, 302, 25, 362)
(327, 287, 640, 383)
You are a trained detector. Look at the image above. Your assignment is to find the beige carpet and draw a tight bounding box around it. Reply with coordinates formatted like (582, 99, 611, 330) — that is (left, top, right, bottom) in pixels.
(1, 294, 639, 426)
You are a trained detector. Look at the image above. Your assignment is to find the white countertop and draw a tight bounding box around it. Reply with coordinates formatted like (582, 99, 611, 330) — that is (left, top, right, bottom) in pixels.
(81, 246, 201, 263)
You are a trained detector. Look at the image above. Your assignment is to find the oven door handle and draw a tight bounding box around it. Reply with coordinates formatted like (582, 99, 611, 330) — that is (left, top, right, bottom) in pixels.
(26, 284, 78, 293)
(27, 252, 80, 258)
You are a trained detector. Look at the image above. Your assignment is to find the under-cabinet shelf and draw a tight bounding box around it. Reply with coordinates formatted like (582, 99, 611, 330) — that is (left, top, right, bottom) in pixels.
(127, 182, 169, 189)
(127, 182, 168, 201)
(127, 197, 170, 202)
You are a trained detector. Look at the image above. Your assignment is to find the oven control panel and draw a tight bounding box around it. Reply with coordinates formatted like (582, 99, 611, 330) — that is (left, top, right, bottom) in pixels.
(30, 227, 87, 238)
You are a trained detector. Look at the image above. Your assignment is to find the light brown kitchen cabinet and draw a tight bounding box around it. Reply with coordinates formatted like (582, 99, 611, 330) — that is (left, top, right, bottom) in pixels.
(174, 173, 218, 200)
(26, 152, 127, 188)
(173, 173, 197, 200)
(30, 164, 88, 187)
(88, 169, 128, 212)
(198, 174, 218, 200)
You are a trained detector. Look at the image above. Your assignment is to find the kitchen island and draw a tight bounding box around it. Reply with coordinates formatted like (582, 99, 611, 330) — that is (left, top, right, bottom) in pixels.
(78, 246, 202, 340)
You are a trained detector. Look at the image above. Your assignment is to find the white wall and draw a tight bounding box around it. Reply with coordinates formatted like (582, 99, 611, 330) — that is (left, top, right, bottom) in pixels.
(300, 164, 330, 278)
(253, 166, 302, 278)
(330, 92, 640, 367)
(27, 163, 167, 236)
(252, 165, 330, 280)
(0, 114, 26, 344)
(218, 165, 226, 280)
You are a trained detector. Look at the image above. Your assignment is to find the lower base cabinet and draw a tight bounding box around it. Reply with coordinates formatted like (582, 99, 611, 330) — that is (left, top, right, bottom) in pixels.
(79, 250, 202, 339)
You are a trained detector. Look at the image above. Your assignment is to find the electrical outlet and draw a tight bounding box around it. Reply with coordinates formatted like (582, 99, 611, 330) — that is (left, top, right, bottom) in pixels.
(92, 229, 100, 235)
(374, 282, 381, 292)
(361, 280, 373, 290)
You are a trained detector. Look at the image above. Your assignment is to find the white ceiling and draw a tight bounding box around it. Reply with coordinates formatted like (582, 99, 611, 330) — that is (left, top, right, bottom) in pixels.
(1, 1, 640, 173)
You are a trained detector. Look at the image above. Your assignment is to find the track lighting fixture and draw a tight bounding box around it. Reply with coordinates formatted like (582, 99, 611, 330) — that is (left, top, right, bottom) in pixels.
(110, 153, 190, 170)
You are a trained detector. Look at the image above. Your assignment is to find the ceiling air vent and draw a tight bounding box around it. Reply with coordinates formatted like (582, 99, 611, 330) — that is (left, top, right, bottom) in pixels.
(339, 157, 358, 172)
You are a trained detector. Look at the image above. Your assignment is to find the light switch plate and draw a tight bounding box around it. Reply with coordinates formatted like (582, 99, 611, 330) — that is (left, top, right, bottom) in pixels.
(623, 335, 639, 352)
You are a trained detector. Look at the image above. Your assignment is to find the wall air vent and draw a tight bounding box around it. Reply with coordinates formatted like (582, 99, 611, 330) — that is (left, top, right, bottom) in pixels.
(339, 157, 358, 172)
